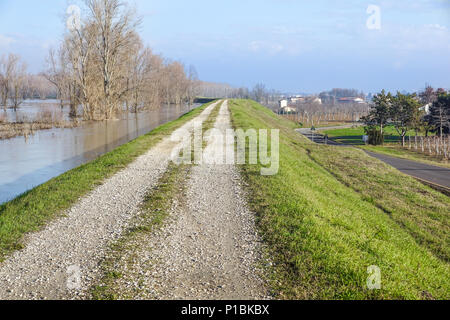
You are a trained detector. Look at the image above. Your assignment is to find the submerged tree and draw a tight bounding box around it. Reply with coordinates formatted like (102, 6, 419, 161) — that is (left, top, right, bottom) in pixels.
(45, 0, 197, 121)
(0, 54, 27, 110)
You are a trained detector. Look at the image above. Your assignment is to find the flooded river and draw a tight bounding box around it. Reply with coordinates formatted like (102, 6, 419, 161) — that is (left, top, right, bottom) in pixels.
(0, 101, 199, 204)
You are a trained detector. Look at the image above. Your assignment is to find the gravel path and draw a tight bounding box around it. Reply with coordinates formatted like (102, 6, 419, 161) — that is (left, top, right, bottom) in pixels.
(123, 100, 268, 300)
(0, 102, 219, 300)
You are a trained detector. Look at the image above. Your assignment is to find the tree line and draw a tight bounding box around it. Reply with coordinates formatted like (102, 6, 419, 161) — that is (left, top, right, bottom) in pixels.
(363, 87, 450, 146)
(1, 0, 200, 121)
(0, 55, 58, 111)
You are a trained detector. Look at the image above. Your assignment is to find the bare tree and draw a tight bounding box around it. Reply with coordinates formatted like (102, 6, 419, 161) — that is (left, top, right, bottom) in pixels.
(187, 65, 199, 105)
(43, 0, 196, 120)
(43, 48, 69, 108)
(0, 56, 7, 109)
(65, 19, 96, 119)
(0, 54, 23, 110)
(86, 0, 142, 119)
(3, 54, 28, 111)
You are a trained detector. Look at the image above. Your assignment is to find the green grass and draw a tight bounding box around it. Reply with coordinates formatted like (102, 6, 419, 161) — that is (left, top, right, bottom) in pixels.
(323, 126, 449, 168)
(322, 125, 425, 145)
(0, 101, 216, 262)
(229, 99, 449, 300)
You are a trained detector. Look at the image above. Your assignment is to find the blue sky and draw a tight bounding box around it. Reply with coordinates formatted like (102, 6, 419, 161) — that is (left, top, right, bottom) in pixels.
(0, 0, 449, 93)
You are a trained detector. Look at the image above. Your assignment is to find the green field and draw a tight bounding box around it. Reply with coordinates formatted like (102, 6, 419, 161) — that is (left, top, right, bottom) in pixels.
(322, 126, 426, 145)
(229, 99, 449, 300)
(0, 101, 215, 262)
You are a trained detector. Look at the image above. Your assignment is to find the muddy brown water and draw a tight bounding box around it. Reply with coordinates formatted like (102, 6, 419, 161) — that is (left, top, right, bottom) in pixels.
(0, 100, 199, 204)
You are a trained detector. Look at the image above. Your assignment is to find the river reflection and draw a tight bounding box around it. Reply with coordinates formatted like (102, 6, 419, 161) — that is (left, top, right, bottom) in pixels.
(0, 102, 198, 204)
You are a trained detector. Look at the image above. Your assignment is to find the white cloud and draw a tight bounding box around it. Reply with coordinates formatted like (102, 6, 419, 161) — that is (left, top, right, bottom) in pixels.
(424, 24, 447, 30)
(0, 34, 15, 47)
(249, 40, 285, 55)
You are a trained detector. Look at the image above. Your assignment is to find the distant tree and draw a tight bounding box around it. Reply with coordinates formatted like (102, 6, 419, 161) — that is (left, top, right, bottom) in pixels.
(0, 54, 23, 110)
(0, 57, 6, 109)
(187, 65, 199, 105)
(428, 91, 450, 136)
(390, 92, 421, 147)
(419, 85, 437, 105)
(252, 83, 267, 104)
(43, 48, 69, 108)
(0, 54, 28, 111)
(364, 126, 384, 145)
(363, 89, 392, 136)
(422, 114, 435, 137)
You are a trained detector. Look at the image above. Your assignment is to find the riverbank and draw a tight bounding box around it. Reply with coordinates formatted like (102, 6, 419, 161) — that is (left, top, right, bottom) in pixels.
(0, 121, 78, 140)
(0, 101, 216, 263)
(229, 99, 449, 299)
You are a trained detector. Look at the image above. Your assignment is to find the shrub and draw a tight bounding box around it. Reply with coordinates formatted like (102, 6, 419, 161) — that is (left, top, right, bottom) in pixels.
(365, 126, 384, 145)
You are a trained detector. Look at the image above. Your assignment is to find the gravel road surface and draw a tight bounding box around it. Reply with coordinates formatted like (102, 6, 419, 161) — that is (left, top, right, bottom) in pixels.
(116, 100, 269, 300)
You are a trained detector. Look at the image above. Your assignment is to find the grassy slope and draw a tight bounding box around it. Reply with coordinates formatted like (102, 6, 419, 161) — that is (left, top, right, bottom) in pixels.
(324, 127, 450, 168)
(229, 99, 449, 300)
(0, 101, 215, 262)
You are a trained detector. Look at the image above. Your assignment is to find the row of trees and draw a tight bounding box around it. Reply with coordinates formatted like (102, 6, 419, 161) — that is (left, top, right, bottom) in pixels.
(363, 87, 450, 146)
(0, 54, 67, 109)
(282, 104, 369, 126)
(40, 0, 199, 120)
(0, 54, 28, 110)
(195, 82, 282, 108)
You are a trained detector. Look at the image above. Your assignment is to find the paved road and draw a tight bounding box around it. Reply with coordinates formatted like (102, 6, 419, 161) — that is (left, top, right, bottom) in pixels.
(296, 128, 450, 189)
(366, 152, 450, 189)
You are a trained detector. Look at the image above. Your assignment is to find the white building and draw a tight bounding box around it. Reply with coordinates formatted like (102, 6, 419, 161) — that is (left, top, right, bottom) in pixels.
(280, 106, 297, 113)
(420, 103, 432, 114)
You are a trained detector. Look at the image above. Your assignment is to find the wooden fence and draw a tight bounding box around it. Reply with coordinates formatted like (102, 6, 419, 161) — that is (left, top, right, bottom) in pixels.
(407, 135, 450, 160)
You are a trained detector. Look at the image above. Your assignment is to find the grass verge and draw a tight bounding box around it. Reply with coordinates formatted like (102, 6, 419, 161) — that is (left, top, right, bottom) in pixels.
(0, 101, 216, 262)
(229, 99, 449, 300)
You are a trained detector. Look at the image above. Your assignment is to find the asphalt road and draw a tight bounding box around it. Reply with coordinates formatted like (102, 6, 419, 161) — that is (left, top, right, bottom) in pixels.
(365, 152, 450, 188)
(296, 128, 450, 189)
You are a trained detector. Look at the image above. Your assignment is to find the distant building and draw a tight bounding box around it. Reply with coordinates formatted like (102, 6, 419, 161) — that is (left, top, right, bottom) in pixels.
(279, 99, 288, 108)
(280, 106, 297, 114)
(288, 96, 322, 105)
(420, 103, 432, 114)
(305, 96, 322, 105)
(290, 97, 304, 103)
(338, 97, 365, 104)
